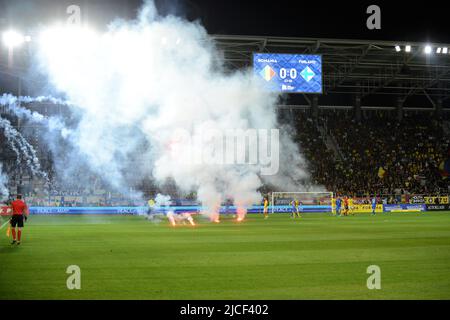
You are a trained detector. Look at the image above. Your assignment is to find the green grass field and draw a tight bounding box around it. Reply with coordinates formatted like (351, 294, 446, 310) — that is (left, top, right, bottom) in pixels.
(1, 212, 450, 300)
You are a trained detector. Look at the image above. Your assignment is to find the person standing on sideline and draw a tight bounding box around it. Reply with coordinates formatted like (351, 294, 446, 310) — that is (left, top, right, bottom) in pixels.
(9, 194, 29, 245)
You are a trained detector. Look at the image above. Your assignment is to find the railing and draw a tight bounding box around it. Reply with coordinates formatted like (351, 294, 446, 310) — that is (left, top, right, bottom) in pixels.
(350, 194, 449, 205)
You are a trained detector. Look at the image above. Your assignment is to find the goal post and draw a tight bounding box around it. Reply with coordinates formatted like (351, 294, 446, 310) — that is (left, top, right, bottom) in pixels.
(271, 191, 334, 214)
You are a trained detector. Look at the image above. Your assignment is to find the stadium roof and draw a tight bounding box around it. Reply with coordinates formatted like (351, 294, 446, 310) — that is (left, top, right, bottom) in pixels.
(213, 35, 450, 110)
(1, 35, 450, 111)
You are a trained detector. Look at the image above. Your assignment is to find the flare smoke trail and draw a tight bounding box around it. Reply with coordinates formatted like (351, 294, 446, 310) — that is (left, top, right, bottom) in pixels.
(0, 163, 8, 201)
(0, 94, 113, 197)
(0, 94, 70, 107)
(0, 94, 64, 183)
(0, 94, 56, 199)
(0, 93, 71, 138)
(0, 116, 47, 180)
(10, 0, 315, 219)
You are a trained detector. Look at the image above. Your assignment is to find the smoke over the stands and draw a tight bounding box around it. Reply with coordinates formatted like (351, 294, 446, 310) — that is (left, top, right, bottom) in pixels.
(0, 113, 47, 180)
(0, 163, 8, 201)
(154, 193, 171, 208)
(28, 0, 313, 219)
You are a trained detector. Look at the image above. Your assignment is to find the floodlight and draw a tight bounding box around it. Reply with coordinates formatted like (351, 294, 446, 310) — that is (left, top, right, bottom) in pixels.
(395, 45, 401, 52)
(436, 47, 442, 54)
(2, 30, 25, 48)
(443, 47, 448, 54)
(405, 45, 411, 53)
(424, 45, 432, 54)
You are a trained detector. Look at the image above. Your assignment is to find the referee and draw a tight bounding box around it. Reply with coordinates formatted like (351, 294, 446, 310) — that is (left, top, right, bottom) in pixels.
(10, 194, 29, 245)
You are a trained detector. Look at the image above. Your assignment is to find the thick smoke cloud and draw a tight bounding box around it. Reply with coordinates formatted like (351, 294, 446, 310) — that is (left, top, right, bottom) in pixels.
(23, 0, 314, 218)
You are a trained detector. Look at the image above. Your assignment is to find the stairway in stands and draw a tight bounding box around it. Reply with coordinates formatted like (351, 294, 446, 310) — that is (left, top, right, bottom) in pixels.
(442, 121, 450, 137)
(316, 121, 344, 161)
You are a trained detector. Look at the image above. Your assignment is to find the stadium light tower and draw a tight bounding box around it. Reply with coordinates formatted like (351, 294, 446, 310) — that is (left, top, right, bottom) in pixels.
(2, 30, 30, 68)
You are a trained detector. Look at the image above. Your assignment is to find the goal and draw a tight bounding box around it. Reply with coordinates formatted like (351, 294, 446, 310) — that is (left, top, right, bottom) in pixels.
(271, 191, 334, 214)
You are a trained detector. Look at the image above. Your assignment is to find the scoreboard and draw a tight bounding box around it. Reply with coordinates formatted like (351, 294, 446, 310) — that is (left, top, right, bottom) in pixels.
(253, 53, 322, 93)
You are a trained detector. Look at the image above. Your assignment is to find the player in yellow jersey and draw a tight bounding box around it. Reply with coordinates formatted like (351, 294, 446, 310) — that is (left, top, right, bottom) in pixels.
(331, 197, 336, 215)
(263, 197, 269, 219)
(348, 197, 354, 215)
(295, 200, 302, 218)
(146, 198, 156, 220)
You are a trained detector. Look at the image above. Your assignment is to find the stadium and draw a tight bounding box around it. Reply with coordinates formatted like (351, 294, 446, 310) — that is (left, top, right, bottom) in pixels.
(0, 0, 450, 302)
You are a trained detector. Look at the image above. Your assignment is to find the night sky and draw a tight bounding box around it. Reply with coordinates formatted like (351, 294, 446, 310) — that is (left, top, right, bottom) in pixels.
(0, 0, 449, 43)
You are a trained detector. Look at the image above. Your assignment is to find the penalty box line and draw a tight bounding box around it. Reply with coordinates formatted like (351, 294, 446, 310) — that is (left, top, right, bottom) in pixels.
(0, 218, 11, 230)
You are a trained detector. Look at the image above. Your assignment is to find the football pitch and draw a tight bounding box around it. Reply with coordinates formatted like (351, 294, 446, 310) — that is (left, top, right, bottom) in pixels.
(0, 212, 450, 300)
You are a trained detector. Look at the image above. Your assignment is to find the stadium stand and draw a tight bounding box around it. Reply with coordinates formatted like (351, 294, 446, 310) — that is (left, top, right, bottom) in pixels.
(1, 104, 450, 205)
(292, 109, 449, 197)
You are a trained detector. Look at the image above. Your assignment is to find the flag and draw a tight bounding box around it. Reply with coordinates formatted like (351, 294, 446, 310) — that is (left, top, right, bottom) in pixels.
(378, 166, 386, 179)
(439, 159, 450, 177)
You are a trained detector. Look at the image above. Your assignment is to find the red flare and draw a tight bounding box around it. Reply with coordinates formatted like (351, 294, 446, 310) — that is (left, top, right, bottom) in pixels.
(236, 207, 247, 222)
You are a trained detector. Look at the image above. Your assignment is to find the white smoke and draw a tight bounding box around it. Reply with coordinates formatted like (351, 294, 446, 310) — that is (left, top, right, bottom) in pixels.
(0, 116, 47, 179)
(0, 94, 110, 196)
(154, 193, 172, 207)
(0, 93, 71, 126)
(0, 163, 9, 201)
(29, 0, 313, 219)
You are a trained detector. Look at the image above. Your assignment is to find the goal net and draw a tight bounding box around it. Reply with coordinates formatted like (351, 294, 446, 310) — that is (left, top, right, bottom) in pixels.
(271, 192, 334, 214)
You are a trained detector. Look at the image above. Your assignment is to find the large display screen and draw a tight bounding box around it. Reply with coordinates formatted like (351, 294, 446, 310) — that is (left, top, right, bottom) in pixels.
(253, 53, 322, 93)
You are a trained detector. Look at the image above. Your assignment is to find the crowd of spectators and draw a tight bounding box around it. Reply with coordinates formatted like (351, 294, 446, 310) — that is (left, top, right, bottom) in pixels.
(292, 115, 335, 188)
(293, 110, 449, 196)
